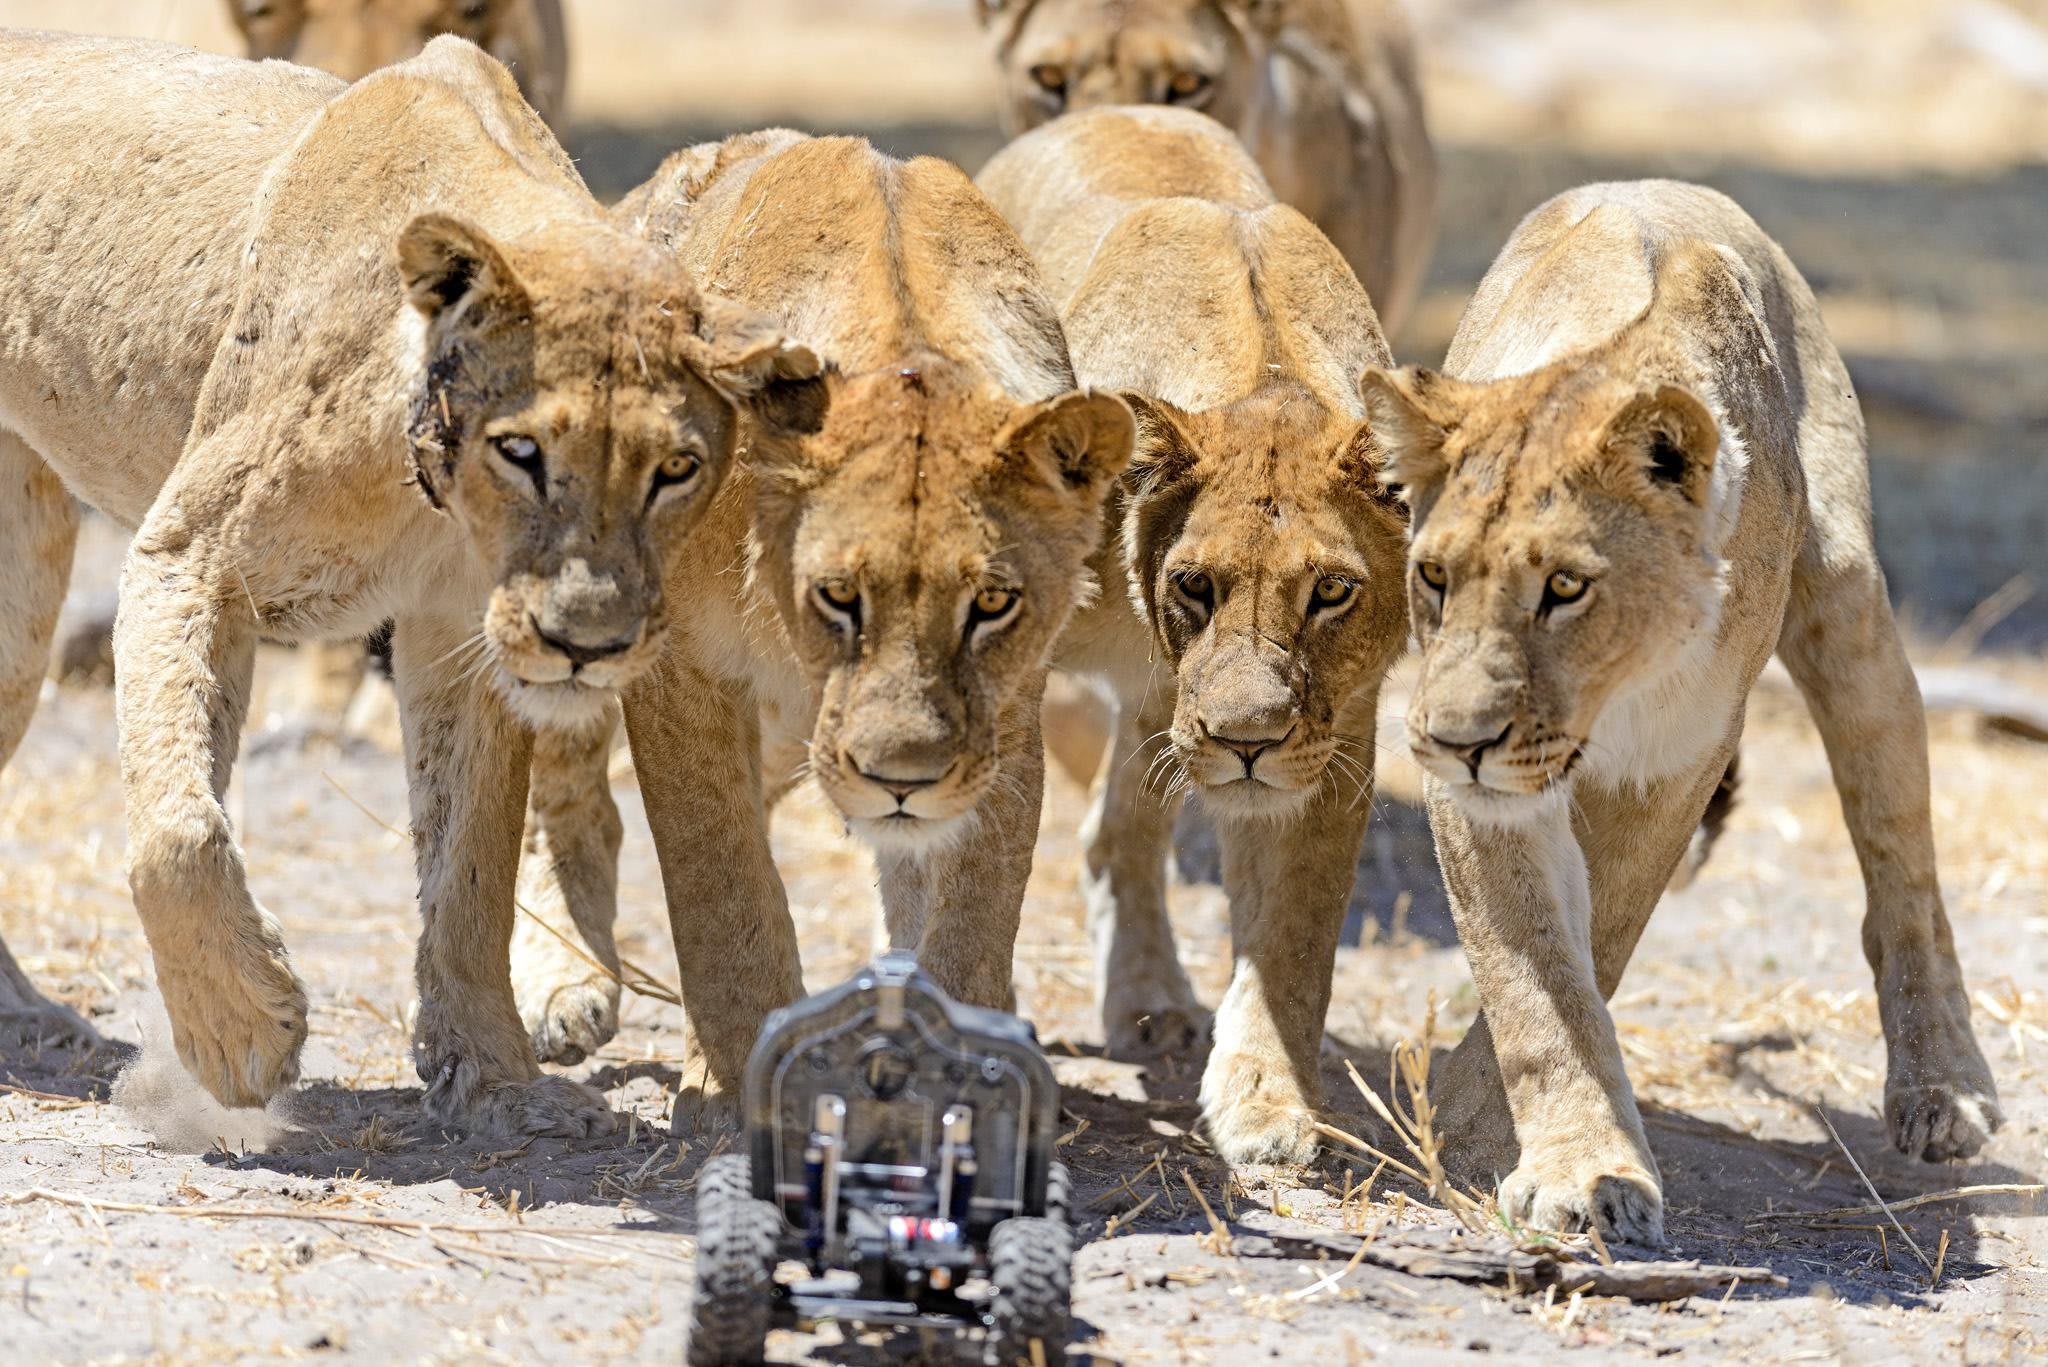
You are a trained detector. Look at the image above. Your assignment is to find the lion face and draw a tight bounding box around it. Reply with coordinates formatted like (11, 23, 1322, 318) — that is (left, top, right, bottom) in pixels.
(1363, 363, 1729, 828)
(750, 362, 1132, 854)
(979, 0, 1262, 135)
(397, 215, 819, 732)
(227, 0, 557, 114)
(1121, 387, 1408, 822)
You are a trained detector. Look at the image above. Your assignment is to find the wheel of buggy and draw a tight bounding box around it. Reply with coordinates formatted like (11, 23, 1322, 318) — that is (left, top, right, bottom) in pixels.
(687, 1153, 782, 1367)
(1044, 1160, 1071, 1225)
(985, 1216, 1072, 1367)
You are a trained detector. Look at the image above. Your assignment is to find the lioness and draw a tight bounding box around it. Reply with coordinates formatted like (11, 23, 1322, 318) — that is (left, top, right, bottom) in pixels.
(975, 0, 1435, 336)
(1364, 181, 2002, 1241)
(0, 33, 812, 1131)
(228, 0, 568, 123)
(527, 130, 1131, 1103)
(979, 106, 1409, 1163)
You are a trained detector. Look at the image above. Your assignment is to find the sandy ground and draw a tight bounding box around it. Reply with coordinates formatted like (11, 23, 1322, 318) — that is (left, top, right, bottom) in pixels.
(4, 0, 2048, 1362)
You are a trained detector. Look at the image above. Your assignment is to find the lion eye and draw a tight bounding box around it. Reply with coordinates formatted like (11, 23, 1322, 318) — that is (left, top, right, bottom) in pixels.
(1311, 575, 1355, 610)
(649, 448, 704, 503)
(814, 580, 861, 632)
(1544, 570, 1589, 606)
(971, 586, 1019, 621)
(1167, 70, 1212, 103)
(1416, 560, 1447, 592)
(489, 434, 546, 497)
(1031, 64, 1068, 98)
(1171, 568, 1214, 620)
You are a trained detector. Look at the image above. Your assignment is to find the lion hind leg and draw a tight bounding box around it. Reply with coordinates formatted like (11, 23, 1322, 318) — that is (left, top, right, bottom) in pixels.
(1777, 545, 2001, 1161)
(0, 430, 100, 1049)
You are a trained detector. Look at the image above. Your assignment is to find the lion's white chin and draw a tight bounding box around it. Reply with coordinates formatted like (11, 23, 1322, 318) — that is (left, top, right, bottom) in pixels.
(1437, 778, 1572, 831)
(849, 810, 980, 860)
(1198, 777, 1317, 825)
(495, 673, 618, 733)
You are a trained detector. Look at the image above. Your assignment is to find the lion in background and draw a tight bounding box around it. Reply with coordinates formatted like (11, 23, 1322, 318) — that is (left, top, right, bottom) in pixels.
(977, 0, 1435, 336)
(228, 0, 567, 122)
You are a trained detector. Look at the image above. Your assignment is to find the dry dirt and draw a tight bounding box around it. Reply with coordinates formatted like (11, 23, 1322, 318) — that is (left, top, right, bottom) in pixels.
(4, 1, 2048, 1363)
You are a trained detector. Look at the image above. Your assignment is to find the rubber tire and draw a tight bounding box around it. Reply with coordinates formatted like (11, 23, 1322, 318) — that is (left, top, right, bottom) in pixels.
(688, 1153, 782, 1367)
(985, 1216, 1072, 1366)
(1044, 1161, 1071, 1226)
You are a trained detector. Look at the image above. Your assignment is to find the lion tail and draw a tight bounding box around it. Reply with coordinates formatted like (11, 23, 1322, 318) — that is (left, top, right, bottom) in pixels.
(1667, 751, 1740, 892)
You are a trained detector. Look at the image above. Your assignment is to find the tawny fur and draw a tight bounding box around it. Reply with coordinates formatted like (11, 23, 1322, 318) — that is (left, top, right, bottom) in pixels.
(509, 133, 1133, 1115)
(1365, 180, 2002, 1244)
(979, 106, 1410, 1165)
(0, 31, 810, 1134)
(976, 0, 1435, 335)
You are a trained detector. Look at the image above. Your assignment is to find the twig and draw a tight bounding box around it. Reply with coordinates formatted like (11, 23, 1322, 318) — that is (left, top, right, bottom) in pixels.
(1180, 1168, 1232, 1255)
(1, 1188, 690, 1245)
(1102, 1192, 1156, 1239)
(1812, 1109, 1932, 1274)
(1747, 1182, 2045, 1225)
(1232, 1227, 1783, 1304)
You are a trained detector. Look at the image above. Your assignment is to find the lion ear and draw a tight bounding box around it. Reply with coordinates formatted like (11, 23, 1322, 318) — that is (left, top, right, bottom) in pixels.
(396, 213, 529, 324)
(1359, 366, 1469, 500)
(1000, 389, 1135, 502)
(695, 297, 832, 439)
(1118, 392, 1201, 494)
(1600, 384, 1719, 506)
(1334, 420, 1408, 519)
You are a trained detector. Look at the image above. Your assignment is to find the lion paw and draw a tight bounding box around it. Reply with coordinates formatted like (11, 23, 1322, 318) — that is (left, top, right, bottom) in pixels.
(1104, 988, 1210, 1061)
(1199, 1051, 1318, 1166)
(1499, 1155, 1664, 1247)
(158, 943, 308, 1109)
(422, 1056, 617, 1140)
(1883, 1003, 2003, 1162)
(0, 998, 103, 1052)
(519, 975, 620, 1067)
(1887, 1081, 2002, 1163)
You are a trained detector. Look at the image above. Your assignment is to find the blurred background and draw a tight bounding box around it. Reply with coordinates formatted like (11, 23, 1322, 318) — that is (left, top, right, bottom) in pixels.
(19, 0, 2044, 645)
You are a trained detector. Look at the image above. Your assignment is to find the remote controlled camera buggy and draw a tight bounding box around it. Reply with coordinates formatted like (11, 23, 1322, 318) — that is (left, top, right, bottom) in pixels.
(686, 954, 1072, 1366)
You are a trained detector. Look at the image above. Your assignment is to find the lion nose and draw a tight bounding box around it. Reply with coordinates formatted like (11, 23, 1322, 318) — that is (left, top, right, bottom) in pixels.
(1211, 726, 1294, 773)
(531, 615, 639, 670)
(1426, 722, 1512, 780)
(856, 767, 942, 802)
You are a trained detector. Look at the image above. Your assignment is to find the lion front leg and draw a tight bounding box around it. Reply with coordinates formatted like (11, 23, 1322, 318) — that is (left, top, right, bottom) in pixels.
(116, 538, 307, 1108)
(393, 614, 615, 1140)
(510, 705, 625, 1066)
(1199, 781, 1367, 1167)
(625, 656, 802, 1127)
(877, 688, 1047, 1015)
(1080, 680, 1205, 1059)
(1428, 782, 1662, 1246)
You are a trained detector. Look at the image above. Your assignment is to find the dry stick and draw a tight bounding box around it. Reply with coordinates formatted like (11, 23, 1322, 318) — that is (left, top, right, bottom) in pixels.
(1179, 1168, 1232, 1255)
(1812, 1109, 1932, 1274)
(1102, 1192, 1157, 1239)
(1747, 1182, 2045, 1225)
(2, 1188, 690, 1246)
